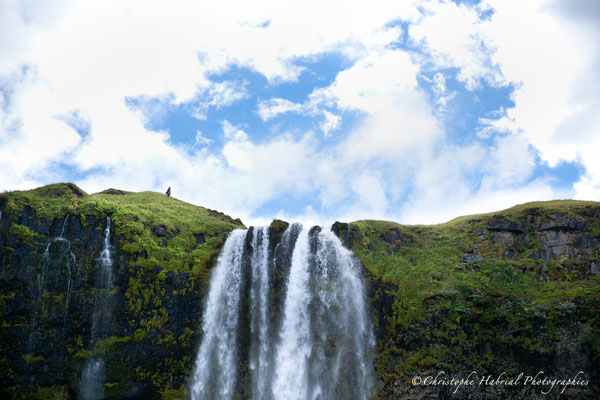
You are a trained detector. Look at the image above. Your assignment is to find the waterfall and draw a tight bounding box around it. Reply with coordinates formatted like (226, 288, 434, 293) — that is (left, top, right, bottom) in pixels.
(27, 215, 76, 356)
(191, 229, 247, 400)
(271, 226, 312, 399)
(191, 224, 373, 400)
(80, 217, 114, 400)
(249, 226, 271, 400)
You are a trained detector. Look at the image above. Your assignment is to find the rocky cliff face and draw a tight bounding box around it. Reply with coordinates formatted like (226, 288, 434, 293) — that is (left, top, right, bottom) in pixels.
(0, 184, 243, 399)
(0, 186, 599, 399)
(333, 201, 600, 399)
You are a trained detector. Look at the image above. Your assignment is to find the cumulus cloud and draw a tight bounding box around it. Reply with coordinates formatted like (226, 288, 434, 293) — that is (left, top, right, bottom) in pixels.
(257, 98, 304, 121)
(0, 0, 597, 225)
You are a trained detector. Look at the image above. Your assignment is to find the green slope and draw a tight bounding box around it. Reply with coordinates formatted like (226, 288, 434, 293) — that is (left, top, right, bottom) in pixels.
(336, 200, 600, 398)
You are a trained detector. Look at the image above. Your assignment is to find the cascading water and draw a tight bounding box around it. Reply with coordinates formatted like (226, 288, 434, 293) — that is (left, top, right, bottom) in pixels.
(249, 226, 271, 400)
(27, 215, 77, 357)
(271, 226, 312, 400)
(80, 217, 115, 400)
(191, 224, 373, 400)
(191, 229, 247, 399)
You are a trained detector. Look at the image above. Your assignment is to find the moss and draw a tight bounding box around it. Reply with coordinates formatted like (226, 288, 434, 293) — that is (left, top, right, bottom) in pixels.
(8, 223, 37, 243)
(94, 335, 131, 354)
(23, 354, 44, 363)
(2, 185, 598, 398)
(349, 201, 600, 397)
(134, 328, 147, 341)
(160, 385, 185, 399)
(28, 385, 70, 400)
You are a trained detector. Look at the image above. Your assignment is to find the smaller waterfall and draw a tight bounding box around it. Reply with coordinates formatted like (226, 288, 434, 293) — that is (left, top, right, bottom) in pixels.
(57, 216, 75, 346)
(80, 217, 115, 400)
(80, 359, 105, 400)
(27, 215, 76, 356)
(191, 230, 247, 400)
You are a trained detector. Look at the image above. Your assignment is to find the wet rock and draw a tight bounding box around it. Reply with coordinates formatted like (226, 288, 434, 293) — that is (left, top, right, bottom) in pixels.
(308, 225, 322, 237)
(269, 219, 289, 251)
(39, 217, 51, 235)
(71, 215, 82, 239)
(19, 206, 37, 232)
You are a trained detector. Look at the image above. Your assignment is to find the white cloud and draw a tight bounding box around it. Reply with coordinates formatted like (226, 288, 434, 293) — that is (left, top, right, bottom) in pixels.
(191, 80, 249, 120)
(478, 0, 600, 199)
(409, 0, 501, 89)
(257, 98, 303, 121)
(194, 130, 212, 146)
(319, 111, 341, 136)
(0, 0, 597, 226)
(257, 97, 341, 136)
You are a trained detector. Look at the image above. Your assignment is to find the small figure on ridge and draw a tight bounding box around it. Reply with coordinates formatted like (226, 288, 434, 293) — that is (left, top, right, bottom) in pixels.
(166, 187, 171, 197)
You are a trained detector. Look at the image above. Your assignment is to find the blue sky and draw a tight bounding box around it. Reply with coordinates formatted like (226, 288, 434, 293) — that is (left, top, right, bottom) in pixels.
(0, 0, 599, 225)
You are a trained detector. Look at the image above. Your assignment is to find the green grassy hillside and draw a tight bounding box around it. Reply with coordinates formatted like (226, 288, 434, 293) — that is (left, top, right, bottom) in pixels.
(337, 200, 600, 398)
(0, 183, 244, 398)
(1, 184, 599, 399)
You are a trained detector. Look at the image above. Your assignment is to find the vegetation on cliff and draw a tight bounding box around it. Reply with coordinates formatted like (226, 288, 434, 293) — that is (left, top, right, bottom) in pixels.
(333, 200, 600, 398)
(1, 184, 599, 399)
(0, 183, 243, 398)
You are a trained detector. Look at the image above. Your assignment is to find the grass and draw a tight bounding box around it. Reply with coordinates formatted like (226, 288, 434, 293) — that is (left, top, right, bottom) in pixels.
(351, 202, 600, 327)
(1, 183, 244, 274)
(0, 183, 248, 397)
(3, 184, 600, 398)
(348, 200, 600, 395)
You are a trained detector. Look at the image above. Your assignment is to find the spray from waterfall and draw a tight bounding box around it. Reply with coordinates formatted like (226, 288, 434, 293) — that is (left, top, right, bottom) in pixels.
(191, 224, 374, 400)
(80, 217, 115, 400)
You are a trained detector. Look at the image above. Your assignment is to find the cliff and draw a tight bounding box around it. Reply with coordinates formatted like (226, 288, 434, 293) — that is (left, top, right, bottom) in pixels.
(333, 201, 600, 399)
(0, 184, 243, 398)
(0, 184, 599, 399)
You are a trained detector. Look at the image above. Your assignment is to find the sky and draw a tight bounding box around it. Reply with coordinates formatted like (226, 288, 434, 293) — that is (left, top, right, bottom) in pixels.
(1, 0, 599, 225)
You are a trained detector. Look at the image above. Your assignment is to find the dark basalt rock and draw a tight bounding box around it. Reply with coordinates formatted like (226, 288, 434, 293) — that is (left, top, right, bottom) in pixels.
(538, 213, 586, 231)
(462, 250, 483, 264)
(486, 216, 528, 233)
(151, 224, 168, 236)
(193, 232, 205, 246)
(331, 221, 362, 248)
(269, 219, 289, 252)
(308, 225, 322, 237)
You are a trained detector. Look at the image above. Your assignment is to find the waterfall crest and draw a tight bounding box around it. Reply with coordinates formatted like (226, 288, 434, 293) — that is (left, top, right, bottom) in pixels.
(191, 224, 373, 400)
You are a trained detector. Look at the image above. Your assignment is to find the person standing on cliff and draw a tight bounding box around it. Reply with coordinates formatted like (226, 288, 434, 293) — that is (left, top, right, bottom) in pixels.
(166, 187, 171, 197)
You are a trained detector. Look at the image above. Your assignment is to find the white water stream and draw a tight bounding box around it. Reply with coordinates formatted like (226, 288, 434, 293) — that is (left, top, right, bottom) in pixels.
(191, 224, 373, 400)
